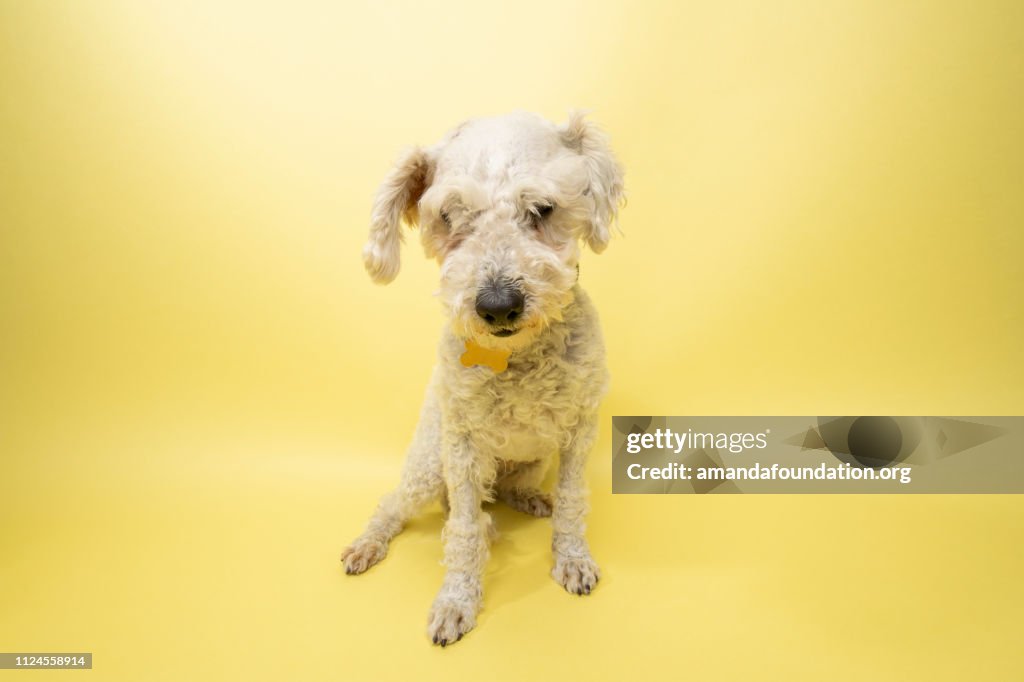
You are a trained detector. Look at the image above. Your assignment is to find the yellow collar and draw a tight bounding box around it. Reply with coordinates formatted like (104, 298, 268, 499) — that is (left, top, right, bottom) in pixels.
(460, 340, 511, 373)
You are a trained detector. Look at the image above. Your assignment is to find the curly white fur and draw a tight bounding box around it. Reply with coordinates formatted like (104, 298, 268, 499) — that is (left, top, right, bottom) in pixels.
(343, 110, 624, 646)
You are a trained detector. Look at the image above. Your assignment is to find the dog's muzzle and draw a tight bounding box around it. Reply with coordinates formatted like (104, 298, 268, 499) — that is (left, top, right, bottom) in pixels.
(475, 279, 525, 335)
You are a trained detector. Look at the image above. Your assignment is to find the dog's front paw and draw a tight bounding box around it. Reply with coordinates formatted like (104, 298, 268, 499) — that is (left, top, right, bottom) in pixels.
(552, 554, 600, 595)
(427, 595, 478, 647)
(341, 538, 387, 575)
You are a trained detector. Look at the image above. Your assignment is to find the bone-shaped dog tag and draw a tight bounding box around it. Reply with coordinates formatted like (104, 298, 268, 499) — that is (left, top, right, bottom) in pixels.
(460, 340, 511, 373)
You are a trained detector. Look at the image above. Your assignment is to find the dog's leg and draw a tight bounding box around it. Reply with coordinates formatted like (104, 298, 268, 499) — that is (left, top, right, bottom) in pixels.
(427, 436, 492, 646)
(495, 459, 552, 517)
(551, 415, 600, 595)
(341, 400, 444, 575)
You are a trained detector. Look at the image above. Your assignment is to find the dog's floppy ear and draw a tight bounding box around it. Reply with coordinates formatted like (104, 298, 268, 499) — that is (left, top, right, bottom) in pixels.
(560, 111, 624, 254)
(362, 146, 432, 283)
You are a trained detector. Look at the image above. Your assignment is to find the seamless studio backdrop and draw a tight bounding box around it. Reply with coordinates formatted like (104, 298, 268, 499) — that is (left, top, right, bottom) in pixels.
(1, 1, 1022, 680)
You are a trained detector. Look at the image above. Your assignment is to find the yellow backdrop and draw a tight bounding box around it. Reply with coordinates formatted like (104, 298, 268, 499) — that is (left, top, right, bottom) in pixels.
(2, 1, 1022, 680)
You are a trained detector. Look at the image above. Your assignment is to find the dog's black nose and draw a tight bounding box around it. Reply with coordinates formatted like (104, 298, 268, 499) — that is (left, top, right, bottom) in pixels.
(475, 284, 525, 326)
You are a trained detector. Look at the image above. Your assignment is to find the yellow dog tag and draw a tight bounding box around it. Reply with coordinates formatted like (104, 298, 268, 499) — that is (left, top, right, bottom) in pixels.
(460, 340, 511, 373)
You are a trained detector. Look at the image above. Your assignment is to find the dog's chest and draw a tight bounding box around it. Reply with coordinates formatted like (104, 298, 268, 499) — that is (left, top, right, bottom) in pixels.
(448, 355, 585, 456)
(438, 293, 607, 456)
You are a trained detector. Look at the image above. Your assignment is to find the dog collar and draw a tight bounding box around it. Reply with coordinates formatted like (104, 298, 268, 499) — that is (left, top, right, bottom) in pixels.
(460, 340, 511, 373)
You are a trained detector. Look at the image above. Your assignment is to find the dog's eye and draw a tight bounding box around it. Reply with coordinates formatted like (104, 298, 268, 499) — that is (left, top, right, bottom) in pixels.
(530, 204, 554, 229)
(440, 211, 451, 227)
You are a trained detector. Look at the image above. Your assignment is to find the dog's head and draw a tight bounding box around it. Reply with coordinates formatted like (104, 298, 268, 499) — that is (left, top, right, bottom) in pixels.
(363, 110, 623, 351)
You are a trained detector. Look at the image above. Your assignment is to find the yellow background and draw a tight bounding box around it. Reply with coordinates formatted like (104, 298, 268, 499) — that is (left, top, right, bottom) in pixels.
(2, 1, 1022, 679)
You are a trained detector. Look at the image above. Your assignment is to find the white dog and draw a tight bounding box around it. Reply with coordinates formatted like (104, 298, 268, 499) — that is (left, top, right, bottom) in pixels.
(342, 110, 624, 646)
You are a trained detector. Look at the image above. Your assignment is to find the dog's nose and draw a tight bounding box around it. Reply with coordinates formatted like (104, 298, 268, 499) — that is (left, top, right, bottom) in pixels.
(475, 286, 525, 326)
